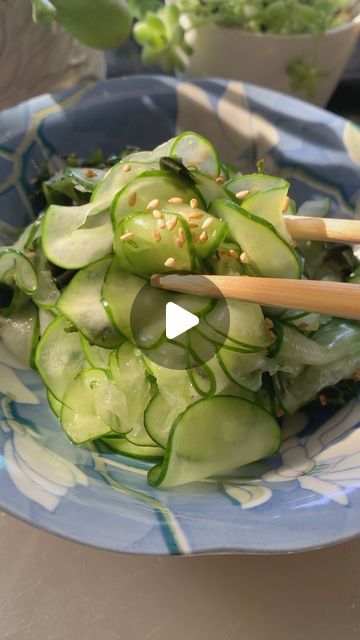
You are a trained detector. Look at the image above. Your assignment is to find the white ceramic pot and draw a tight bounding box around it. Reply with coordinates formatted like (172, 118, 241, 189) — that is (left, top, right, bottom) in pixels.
(0, 0, 106, 110)
(173, 8, 360, 106)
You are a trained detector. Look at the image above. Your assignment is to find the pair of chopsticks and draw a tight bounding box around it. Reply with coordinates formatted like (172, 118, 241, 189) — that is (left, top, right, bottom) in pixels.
(152, 216, 360, 321)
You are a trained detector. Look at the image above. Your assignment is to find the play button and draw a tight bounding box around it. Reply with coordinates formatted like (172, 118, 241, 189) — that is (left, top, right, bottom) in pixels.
(165, 302, 199, 340)
(130, 276, 229, 370)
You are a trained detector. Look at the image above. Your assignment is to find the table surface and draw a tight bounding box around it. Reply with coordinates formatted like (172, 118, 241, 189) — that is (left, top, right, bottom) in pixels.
(1, 511, 359, 640)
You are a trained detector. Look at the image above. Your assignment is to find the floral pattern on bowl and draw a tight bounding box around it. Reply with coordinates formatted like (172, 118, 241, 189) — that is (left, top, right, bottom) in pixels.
(0, 76, 359, 554)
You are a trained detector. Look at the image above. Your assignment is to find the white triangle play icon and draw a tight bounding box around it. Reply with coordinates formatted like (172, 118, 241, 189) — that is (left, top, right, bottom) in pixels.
(165, 302, 199, 340)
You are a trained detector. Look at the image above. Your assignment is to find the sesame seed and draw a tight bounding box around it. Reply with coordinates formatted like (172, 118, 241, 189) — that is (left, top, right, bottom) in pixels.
(152, 209, 163, 219)
(282, 196, 290, 212)
(178, 228, 186, 244)
(268, 330, 276, 340)
(264, 318, 274, 329)
(276, 409, 285, 418)
(219, 250, 228, 261)
(157, 219, 166, 229)
(166, 216, 178, 231)
(190, 198, 198, 209)
(147, 198, 160, 211)
(290, 240, 297, 248)
(174, 236, 181, 247)
(202, 217, 213, 230)
(319, 394, 328, 406)
(128, 192, 137, 207)
(235, 189, 250, 200)
(240, 252, 249, 263)
(189, 222, 199, 229)
(189, 211, 204, 220)
(119, 232, 133, 241)
(298, 322, 308, 330)
(353, 369, 360, 381)
(306, 240, 312, 248)
(123, 163, 131, 172)
(228, 249, 239, 260)
(164, 257, 175, 268)
(199, 231, 208, 243)
(84, 168, 97, 178)
(152, 229, 161, 242)
(216, 175, 225, 184)
(168, 196, 183, 204)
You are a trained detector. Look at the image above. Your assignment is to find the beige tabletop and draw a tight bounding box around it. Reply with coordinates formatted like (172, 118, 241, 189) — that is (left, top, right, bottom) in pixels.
(0, 512, 359, 640)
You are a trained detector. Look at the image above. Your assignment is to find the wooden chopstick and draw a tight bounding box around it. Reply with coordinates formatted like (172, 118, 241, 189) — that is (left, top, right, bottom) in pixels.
(151, 274, 360, 321)
(284, 215, 360, 244)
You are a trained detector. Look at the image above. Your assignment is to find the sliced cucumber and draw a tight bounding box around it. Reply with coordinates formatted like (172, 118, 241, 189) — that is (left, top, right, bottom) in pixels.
(204, 298, 272, 351)
(241, 185, 291, 242)
(57, 257, 122, 349)
(209, 242, 245, 276)
(81, 336, 112, 369)
(111, 170, 205, 228)
(148, 396, 281, 488)
(169, 132, 220, 177)
(192, 171, 235, 207)
(42, 202, 113, 269)
(226, 173, 287, 195)
(38, 308, 56, 337)
(0, 301, 39, 367)
(60, 369, 126, 444)
(114, 212, 196, 275)
(144, 392, 180, 448)
(210, 199, 300, 279)
(35, 316, 85, 402)
(47, 390, 62, 418)
(102, 436, 164, 460)
(101, 259, 146, 342)
(0, 248, 38, 294)
(217, 347, 265, 391)
(91, 160, 158, 204)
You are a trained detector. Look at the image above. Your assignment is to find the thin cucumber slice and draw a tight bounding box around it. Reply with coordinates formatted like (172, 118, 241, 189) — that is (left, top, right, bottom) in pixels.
(148, 396, 281, 488)
(241, 186, 291, 242)
(109, 342, 154, 446)
(209, 243, 245, 276)
(42, 202, 113, 269)
(65, 166, 105, 192)
(145, 392, 181, 448)
(102, 259, 146, 342)
(205, 298, 272, 350)
(114, 212, 196, 275)
(145, 358, 199, 411)
(102, 436, 164, 460)
(169, 131, 220, 177)
(91, 160, 158, 204)
(35, 316, 85, 402)
(122, 139, 175, 164)
(210, 199, 300, 279)
(47, 390, 62, 418)
(0, 248, 38, 294)
(161, 202, 228, 260)
(0, 286, 28, 319)
(31, 266, 59, 309)
(57, 257, 122, 349)
(39, 308, 56, 337)
(111, 170, 205, 228)
(0, 301, 39, 367)
(81, 336, 112, 369)
(226, 173, 287, 195)
(217, 347, 265, 391)
(192, 171, 236, 207)
(60, 369, 127, 444)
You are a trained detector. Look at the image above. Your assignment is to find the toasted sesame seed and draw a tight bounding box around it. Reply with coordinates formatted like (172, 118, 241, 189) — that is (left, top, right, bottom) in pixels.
(282, 196, 290, 212)
(128, 192, 137, 207)
(235, 189, 250, 200)
(216, 175, 225, 184)
(199, 231, 208, 243)
(306, 240, 312, 248)
(178, 228, 186, 244)
(123, 163, 132, 172)
(240, 252, 249, 263)
(319, 394, 328, 406)
(147, 198, 160, 211)
(189, 222, 199, 229)
(152, 228, 161, 242)
(84, 168, 97, 178)
(264, 318, 274, 329)
(157, 219, 166, 229)
(168, 196, 183, 204)
(152, 209, 163, 219)
(189, 211, 204, 220)
(119, 232, 133, 241)
(219, 250, 228, 261)
(268, 330, 276, 340)
(174, 236, 182, 247)
(211, 254, 218, 262)
(353, 369, 360, 381)
(190, 198, 198, 209)
(202, 217, 213, 230)
(164, 257, 176, 268)
(290, 240, 297, 248)
(166, 216, 178, 231)
(228, 249, 239, 260)
(276, 409, 285, 418)
(298, 322, 308, 330)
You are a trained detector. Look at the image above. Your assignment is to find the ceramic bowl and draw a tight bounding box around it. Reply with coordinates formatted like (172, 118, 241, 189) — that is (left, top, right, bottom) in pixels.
(0, 76, 359, 554)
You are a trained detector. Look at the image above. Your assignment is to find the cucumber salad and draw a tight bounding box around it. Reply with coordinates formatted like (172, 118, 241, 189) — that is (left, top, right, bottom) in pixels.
(1, 131, 359, 488)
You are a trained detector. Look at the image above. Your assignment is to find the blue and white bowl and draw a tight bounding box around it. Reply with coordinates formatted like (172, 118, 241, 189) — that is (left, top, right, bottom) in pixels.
(0, 76, 359, 554)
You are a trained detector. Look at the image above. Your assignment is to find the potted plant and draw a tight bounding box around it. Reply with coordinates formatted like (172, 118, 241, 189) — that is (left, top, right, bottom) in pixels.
(0, 0, 132, 110)
(133, 1, 360, 106)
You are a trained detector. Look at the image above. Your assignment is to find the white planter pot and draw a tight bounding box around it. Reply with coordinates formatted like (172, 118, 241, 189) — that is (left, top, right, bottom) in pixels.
(174, 9, 360, 106)
(0, 0, 106, 110)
